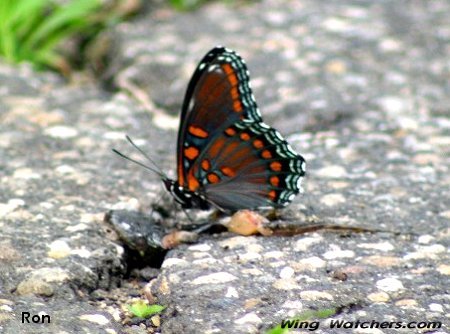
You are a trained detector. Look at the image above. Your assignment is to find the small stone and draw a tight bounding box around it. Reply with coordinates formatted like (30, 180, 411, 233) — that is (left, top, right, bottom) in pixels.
(244, 298, 261, 309)
(325, 60, 347, 74)
(378, 96, 407, 114)
(47, 240, 71, 259)
(44, 125, 78, 138)
(225, 287, 239, 298)
(358, 242, 394, 251)
(13, 168, 41, 179)
(367, 292, 390, 303)
(234, 312, 262, 325)
(161, 258, 189, 268)
(65, 223, 89, 232)
(439, 210, 450, 219)
(263, 251, 284, 259)
(16, 279, 54, 296)
(158, 276, 170, 295)
(323, 248, 355, 260)
(188, 244, 211, 252)
(293, 256, 326, 271)
(417, 235, 434, 244)
(395, 299, 418, 307)
(282, 300, 303, 309)
(299, 290, 333, 301)
(320, 194, 346, 206)
(437, 264, 450, 275)
(429, 303, 444, 313)
(376, 278, 404, 292)
(404, 244, 446, 260)
(191, 272, 237, 285)
(294, 236, 323, 252)
(79, 314, 110, 325)
(55, 165, 75, 174)
(150, 315, 161, 327)
(273, 278, 300, 290)
(279, 266, 295, 279)
(362, 256, 402, 267)
(316, 165, 347, 178)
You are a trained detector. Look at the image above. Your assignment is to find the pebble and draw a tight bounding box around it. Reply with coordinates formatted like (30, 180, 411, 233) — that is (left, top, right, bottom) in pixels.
(323, 248, 355, 260)
(429, 303, 444, 313)
(234, 312, 262, 325)
(191, 272, 237, 285)
(320, 193, 346, 206)
(279, 266, 295, 279)
(376, 278, 404, 292)
(316, 165, 347, 178)
(358, 242, 394, 251)
(44, 125, 78, 138)
(299, 290, 333, 301)
(79, 314, 110, 325)
(367, 292, 390, 302)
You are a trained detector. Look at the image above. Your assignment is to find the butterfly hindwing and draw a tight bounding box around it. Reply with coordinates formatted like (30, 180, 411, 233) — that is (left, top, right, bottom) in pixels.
(194, 120, 305, 210)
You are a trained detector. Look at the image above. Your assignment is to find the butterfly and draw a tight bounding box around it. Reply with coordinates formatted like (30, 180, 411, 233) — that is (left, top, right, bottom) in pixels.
(114, 46, 306, 212)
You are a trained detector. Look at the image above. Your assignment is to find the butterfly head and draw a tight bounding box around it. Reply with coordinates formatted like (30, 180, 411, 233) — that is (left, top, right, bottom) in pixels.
(163, 178, 210, 210)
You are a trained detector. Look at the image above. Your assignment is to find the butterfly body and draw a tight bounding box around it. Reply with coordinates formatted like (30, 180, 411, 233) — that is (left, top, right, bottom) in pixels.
(164, 47, 306, 212)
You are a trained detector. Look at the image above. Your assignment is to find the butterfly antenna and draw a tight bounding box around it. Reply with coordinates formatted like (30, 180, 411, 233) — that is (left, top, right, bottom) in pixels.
(125, 135, 167, 176)
(112, 147, 165, 179)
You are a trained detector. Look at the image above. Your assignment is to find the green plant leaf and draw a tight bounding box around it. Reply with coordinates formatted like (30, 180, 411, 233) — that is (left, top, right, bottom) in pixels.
(128, 301, 166, 319)
(23, 0, 101, 50)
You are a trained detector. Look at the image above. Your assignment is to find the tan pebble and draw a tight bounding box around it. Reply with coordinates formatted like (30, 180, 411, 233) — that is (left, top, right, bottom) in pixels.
(244, 298, 261, 309)
(151, 315, 161, 327)
(300, 290, 333, 301)
(362, 256, 402, 267)
(272, 278, 300, 290)
(158, 276, 170, 295)
(325, 60, 347, 74)
(437, 264, 450, 275)
(368, 292, 390, 302)
(395, 299, 418, 307)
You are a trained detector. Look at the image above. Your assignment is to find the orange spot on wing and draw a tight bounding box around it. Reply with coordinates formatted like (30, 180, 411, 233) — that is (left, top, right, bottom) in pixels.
(188, 125, 208, 138)
(233, 100, 243, 112)
(240, 132, 250, 141)
(262, 150, 272, 159)
(268, 190, 277, 200)
(201, 159, 210, 171)
(270, 176, 280, 187)
(222, 64, 238, 86)
(225, 127, 236, 136)
(231, 87, 239, 100)
(221, 166, 236, 177)
(184, 147, 199, 160)
(207, 173, 220, 184)
(187, 173, 200, 191)
(253, 139, 264, 149)
(270, 161, 282, 172)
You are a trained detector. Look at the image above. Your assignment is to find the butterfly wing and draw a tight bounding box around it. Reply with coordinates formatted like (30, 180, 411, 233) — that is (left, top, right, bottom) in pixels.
(177, 46, 305, 211)
(196, 120, 305, 211)
(177, 47, 262, 191)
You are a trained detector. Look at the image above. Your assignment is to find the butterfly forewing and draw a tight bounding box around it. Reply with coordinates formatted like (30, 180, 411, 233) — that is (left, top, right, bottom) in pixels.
(177, 47, 261, 190)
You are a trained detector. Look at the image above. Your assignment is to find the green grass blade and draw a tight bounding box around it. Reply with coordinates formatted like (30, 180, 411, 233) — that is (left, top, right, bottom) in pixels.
(23, 0, 100, 49)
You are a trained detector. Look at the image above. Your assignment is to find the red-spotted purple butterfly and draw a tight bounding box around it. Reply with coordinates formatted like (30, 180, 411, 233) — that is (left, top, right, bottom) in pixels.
(114, 46, 306, 212)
